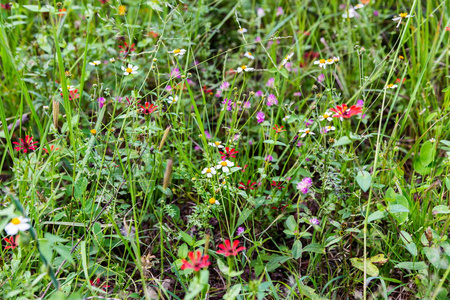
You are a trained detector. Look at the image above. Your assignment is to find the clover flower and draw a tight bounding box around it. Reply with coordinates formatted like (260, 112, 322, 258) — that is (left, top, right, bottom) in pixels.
(256, 111, 265, 123)
(297, 177, 313, 194)
(309, 217, 320, 225)
(266, 94, 278, 106)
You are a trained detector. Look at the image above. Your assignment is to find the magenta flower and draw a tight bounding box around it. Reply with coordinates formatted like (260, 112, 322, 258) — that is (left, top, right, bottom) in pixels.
(170, 68, 181, 78)
(256, 111, 265, 123)
(309, 217, 320, 225)
(276, 7, 284, 16)
(220, 82, 230, 90)
(297, 177, 313, 194)
(266, 94, 278, 106)
(222, 98, 233, 111)
(317, 74, 325, 83)
(236, 227, 245, 235)
(13, 135, 39, 153)
(97, 97, 106, 108)
(266, 78, 275, 88)
(255, 90, 263, 97)
(293, 92, 302, 97)
(254, 36, 262, 42)
(204, 131, 211, 139)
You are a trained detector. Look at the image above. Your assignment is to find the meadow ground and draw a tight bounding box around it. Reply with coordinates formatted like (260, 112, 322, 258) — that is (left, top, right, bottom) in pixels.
(0, 0, 449, 299)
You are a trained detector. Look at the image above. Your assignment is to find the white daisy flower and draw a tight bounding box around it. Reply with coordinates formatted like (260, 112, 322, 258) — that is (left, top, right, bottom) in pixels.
(282, 115, 290, 122)
(333, 56, 340, 62)
(244, 52, 255, 60)
(342, 8, 357, 19)
(59, 85, 75, 92)
(109, 58, 116, 62)
(238, 28, 247, 34)
(216, 160, 234, 173)
(281, 53, 294, 66)
(208, 197, 220, 205)
(385, 83, 398, 89)
(167, 95, 178, 104)
(209, 141, 224, 148)
(313, 59, 327, 69)
(298, 128, 315, 138)
(121, 64, 139, 76)
(236, 65, 254, 73)
(5, 216, 31, 236)
(201, 167, 217, 178)
(392, 13, 413, 28)
(354, 3, 364, 9)
(89, 60, 101, 66)
(169, 49, 187, 57)
(326, 58, 334, 65)
(323, 125, 336, 133)
(318, 111, 333, 122)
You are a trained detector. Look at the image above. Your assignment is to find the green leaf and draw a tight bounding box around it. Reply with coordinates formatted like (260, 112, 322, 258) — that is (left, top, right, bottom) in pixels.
(423, 246, 442, 269)
(420, 141, 435, 166)
(389, 204, 410, 213)
(236, 208, 252, 227)
(263, 140, 287, 146)
(74, 177, 88, 199)
(179, 231, 193, 246)
(48, 291, 66, 300)
(178, 243, 188, 258)
(303, 243, 325, 254)
(432, 205, 450, 215)
(44, 233, 68, 245)
(368, 210, 387, 223)
(54, 245, 75, 265)
(394, 261, 428, 270)
(356, 171, 372, 192)
(266, 256, 291, 272)
(291, 240, 302, 259)
(223, 284, 242, 300)
(185, 270, 209, 300)
(350, 257, 379, 277)
(146, 1, 163, 11)
(333, 136, 352, 147)
(285, 215, 297, 231)
(217, 259, 244, 277)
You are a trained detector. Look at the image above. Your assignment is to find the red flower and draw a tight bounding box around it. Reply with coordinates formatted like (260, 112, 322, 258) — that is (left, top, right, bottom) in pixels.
(60, 89, 80, 101)
(330, 104, 362, 120)
(271, 181, 285, 189)
(119, 42, 136, 54)
(4, 236, 19, 250)
(219, 147, 239, 160)
(272, 124, 286, 133)
(446, 26, 450, 32)
(98, 0, 109, 4)
(217, 239, 245, 257)
(148, 31, 159, 39)
(181, 250, 211, 271)
(90, 278, 111, 291)
(140, 102, 158, 114)
(396, 78, 406, 83)
(13, 135, 39, 153)
(1, 3, 12, 10)
(43, 145, 60, 154)
(238, 180, 257, 190)
(58, 8, 66, 16)
(236, 164, 248, 172)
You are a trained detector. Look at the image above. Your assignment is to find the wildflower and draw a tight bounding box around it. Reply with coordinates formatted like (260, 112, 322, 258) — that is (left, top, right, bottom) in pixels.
(97, 97, 106, 108)
(204, 131, 212, 139)
(299, 128, 315, 137)
(396, 78, 406, 84)
(266, 78, 275, 88)
(322, 125, 336, 133)
(314, 59, 327, 68)
(293, 92, 302, 97)
(276, 7, 284, 16)
(170, 68, 181, 78)
(1, 3, 12, 10)
(5, 216, 31, 236)
(169, 48, 187, 57)
(220, 82, 230, 90)
(244, 52, 255, 60)
(266, 94, 278, 106)
(118, 5, 126, 15)
(109, 58, 116, 62)
(257, 8, 265, 17)
(201, 167, 217, 178)
(374, 10, 379, 17)
(392, 12, 413, 28)
(238, 180, 257, 190)
(385, 83, 398, 89)
(209, 197, 220, 205)
(271, 181, 285, 189)
(297, 177, 313, 194)
(13, 135, 38, 153)
(265, 155, 273, 162)
(89, 60, 101, 66)
(304, 119, 314, 127)
(255, 90, 263, 97)
(282, 115, 290, 122)
(330, 104, 362, 120)
(167, 95, 178, 104)
(4, 236, 19, 250)
(219, 147, 239, 160)
(429, 138, 436, 143)
(90, 278, 111, 292)
(273, 125, 286, 133)
(43, 145, 60, 153)
(216, 160, 234, 173)
(181, 250, 211, 271)
(243, 101, 251, 109)
(317, 74, 325, 83)
(122, 64, 138, 76)
(59, 85, 75, 92)
(333, 56, 340, 62)
(319, 111, 333, 122)
(236, 226, 245, 235)
(280, 53, 294, 67)
(254, 36, 262, 42)
(237, 28, 247, 34)
(209, 141, 224, 148)
(256, 111, 265, 123)
(118, 42, 135, 54)
(399, 55, 405, 60)
(236, 65, 254, 73)
(357, 100, 364, 107)
(217, 240, 245, 257)
(222, 98, 233, 111)
(309, 217, 320, 225)
(90, 129, 97, 134)
(140, 102, 158, 114)
(446, 26, 450, 32)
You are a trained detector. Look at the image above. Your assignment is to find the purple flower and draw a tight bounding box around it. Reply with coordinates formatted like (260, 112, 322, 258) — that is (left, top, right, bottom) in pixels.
(256, 111, 265, 123)
(304, 119, 314, 127)
(222, 98, 233, 111)
(276, 7, 284, 16)
(266, 94, 278, 106)
(165, 85, 172, 91)
(265, 155, 273, 162)
(293, 92, 302, 97)
(187, 78, 196, 86)
(297, 177, 313, 194)
(255, 90, 263, 97)
(254, 36, 262, 42)
(204, 131, 211, 139)
(357, 99, 364, 107)
(297, 141, 303, 147)
(266, 78, 275, 88)
(249, 140, 253, 145)
(309, 217, 320, 225)
(374, 10, 379, 17)
(170, 68, 181, 78)
(215, 90, 223, 98)
(236, 226, 245, 236)
(317, 74, 325, 83)
(243, 101, 251, 109)
(97, 97, 106, 108)
(257, 7, 265, 17)
(220, 82, 230, 90)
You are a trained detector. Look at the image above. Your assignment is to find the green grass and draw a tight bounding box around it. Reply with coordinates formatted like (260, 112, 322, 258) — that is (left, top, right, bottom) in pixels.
(0, 0, 449, 299)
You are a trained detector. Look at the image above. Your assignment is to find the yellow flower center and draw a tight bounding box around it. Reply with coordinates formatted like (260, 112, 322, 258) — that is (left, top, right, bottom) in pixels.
(399, 13, 408, 18)
(319, 59, 326, 64)
(119, 5, 126, 15)
(241, 65, 247, 70)
(215, 141, 221, 146)
(323, 114, 329, 118)
(327, 59, 333, 63)
(126, 68, 133, 73)
(220, 161, 228, 166)
(305, 130, 310, 134)
(174, 49, 180, 54)
(399, 55, 404, 59)
(387, 84, 394, 88)
(209, 198, 216, 204)
(206, 168, 212, 173)
(247, 52, 252, 56)
(11, 218, 21, 225)
(90, 129, 97, 134)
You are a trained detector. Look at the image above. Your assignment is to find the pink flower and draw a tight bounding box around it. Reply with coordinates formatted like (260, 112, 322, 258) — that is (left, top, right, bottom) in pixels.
(256, 111, 265, 123)
(266, 94, 278, 106)
(97, 97, 106, 108)
(293, 92, 302, 97)
(13, 135, 39, 153)
(255, 90, 263, 97)
(217, 240, 245, 257)
(297, 177, 313, 194)
(254, 36, 262, 42)
(276, 7, 284, 16)
(170, 68, 181, 78)
(220, 82, 230, 90)
(266, 78, 275, 88)
(317, 74, 325, 83)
